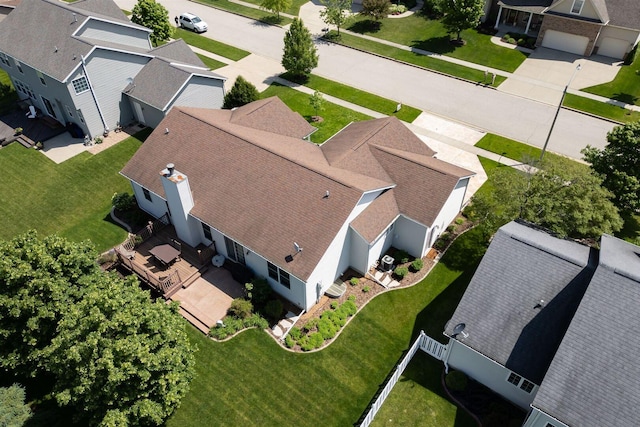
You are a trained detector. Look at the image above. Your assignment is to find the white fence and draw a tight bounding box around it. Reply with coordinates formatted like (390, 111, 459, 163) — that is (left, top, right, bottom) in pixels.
(357, 331, 448, 427)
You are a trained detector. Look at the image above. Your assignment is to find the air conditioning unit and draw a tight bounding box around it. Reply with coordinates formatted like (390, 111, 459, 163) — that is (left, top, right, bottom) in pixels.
(381, 255, 395, 271)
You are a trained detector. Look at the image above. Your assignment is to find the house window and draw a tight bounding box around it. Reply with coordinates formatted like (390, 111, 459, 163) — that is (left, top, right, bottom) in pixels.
(224, 236, 245, 265)
(41, 96, 56, 118)
(36, 71, 46, 86)
(72, 76, 89, 94)
(570, 0, 584, 14)
(201, 223, 212, 241)
(520, 379, 535, 393)
(545, 424, 557, 427)
(142, 187, 152, 202)
(507, 373, 522, 386)
(14, 79, 34, 99)
(268, 262, 290, 288)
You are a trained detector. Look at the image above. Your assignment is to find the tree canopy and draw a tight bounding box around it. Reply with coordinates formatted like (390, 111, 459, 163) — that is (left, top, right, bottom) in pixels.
(0, 231, 196, 426)
(582, 120, 640, 213)
(0, 384, 32, 427)
(360, 0, 391, 22)
(438, 0, 485, 42)
(467, 157, 623, 240)
(223, 76, 260, 109)
(131, 0, 173, 46)
(282, 18, 319, 79)
(260, 0, 292, 18)
(320, 0, 353, 35)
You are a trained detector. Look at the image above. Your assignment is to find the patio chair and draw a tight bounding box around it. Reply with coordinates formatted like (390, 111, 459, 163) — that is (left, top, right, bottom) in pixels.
(26, 105, 37, 119)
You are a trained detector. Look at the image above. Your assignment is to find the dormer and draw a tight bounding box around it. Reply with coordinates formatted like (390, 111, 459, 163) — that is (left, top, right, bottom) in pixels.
(547, 0, 607, 22)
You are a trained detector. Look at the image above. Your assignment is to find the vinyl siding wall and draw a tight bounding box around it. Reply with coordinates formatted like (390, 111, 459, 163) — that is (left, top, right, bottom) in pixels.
(130, 181, 169, 219)
(170, 76, 225, 110)
(523, 408, 569, 427)
(76, 19, 151, 50)
(84, 49, 148, 132)
(424, 178, 469, 256)
(393, 215, 428, 258)
(549, 0, 600, 20)
(127, 96, 165, 129)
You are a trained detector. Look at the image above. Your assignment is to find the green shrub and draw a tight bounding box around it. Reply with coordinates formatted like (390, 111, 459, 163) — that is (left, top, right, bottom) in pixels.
(223, 75, 259, 109)
(349, 277, 360, 286)
(309, 332, 324, 349)
(624, 42, 638, 65)
(111, 192, 136, 211)
(243, 314, 268, 329)
(508, 37, 517, 45)
(0, 384, 32, 427)
(395, 249, 410, 263)
(228, 298, 253, 319)
(445, 370, 468, 391)
(348, 295, 356, 303)
(244, 278, 273, 308)
(394, 266, 409, 279)
(328, 309, 347, 327)
(289, 326, 302, 340)
(303, 318, 318, 332)
(318, 317, 338, 340)
(455, 217, 465, 225)
(284, 334, 296, 348)
(330, 301, 339, 309)
(363, 285, 371, 293)
(411, 258, 424, 272)
(446, 225, 455, 233)
(341, 300, 357, 316)
(209, 316, 244, 339)
(264, 299, 283, 320)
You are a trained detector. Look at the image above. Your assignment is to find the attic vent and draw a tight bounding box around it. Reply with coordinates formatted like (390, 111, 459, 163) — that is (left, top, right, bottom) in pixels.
(72, 13, 77, 23)
(323, 190, 329, 199)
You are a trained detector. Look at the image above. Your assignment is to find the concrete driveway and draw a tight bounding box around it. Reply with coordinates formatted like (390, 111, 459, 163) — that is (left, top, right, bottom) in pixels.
(498, 47, 622, 105)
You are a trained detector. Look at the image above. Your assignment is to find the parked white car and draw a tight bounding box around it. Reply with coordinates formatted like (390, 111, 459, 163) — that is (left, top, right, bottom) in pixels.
(179, 13, 207, 33)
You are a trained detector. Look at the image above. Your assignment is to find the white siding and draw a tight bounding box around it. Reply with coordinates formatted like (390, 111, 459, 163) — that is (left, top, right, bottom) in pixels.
(67, 68, 102, 137)
(170, 76, 225, 110)
(446, 340, 538, 410)
(549, 0, 600, 20)
(393, 215, 428, 258)
(84, 49, 149, 132)
(367, 224, 395, 268)
(523, 408, 569, 427)
(76, 19, 151, 50)
(349, 229, 370, 275)
(131, 181, 169, 219)
(425, 178, 469, 255)
(127, 96, 165, 129)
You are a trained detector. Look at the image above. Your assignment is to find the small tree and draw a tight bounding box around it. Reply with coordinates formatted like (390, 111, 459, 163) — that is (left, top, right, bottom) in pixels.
(223, 76, 259, 109)
(582, 120, 640, 213)
(131, 0, 173, 46)
(0, 384, 32, 427)
(438, 0, 485, 43)
(320, 0, 353, 35)
(360, 0, 391, 23)
(309, 90, 325, 119)
(260, 0, 292, 19)
(282, 18, 319, 80)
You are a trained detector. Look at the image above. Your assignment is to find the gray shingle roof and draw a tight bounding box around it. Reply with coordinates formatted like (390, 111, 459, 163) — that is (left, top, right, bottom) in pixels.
(351, 190, 399, 243)
(531, 235, 640, 426)
(498, 0, 552, 14)
(604, 0, 640, 29)
(444, 221, 596, 383)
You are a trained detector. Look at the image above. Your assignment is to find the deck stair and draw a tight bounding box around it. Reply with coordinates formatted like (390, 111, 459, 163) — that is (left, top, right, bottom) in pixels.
(325, 280, 347, 298)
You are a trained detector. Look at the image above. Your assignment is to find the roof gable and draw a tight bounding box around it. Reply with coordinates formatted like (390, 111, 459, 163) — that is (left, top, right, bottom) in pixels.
(229, 97, 316, 139)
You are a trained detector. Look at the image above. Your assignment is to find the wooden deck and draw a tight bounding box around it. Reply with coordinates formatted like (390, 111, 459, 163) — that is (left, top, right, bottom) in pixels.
(116, 220, 216, 298)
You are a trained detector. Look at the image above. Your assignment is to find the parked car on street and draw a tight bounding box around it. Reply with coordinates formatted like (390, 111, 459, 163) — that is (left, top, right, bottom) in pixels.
(179, 13, 207, 33)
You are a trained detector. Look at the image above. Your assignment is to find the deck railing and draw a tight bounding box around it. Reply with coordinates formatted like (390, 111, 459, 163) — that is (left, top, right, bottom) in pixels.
(116, 252, 182, 297)
(122, 214, 170, 251)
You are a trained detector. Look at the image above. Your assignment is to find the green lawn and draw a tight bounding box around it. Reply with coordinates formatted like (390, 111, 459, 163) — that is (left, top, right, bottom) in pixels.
(261, 83, 372, 143)
(474, 133, 569, 165)
(238, 0, 308, 16)
(196, 53, 227, 70)
(345, 14, 528, 73)
(281, 72, 422, 123)
(328, 31, 507, 86)
(563, 93, 640, 124)
(168, 229, 485, 426)
(174, 28, 250, 61)
(192, 0, 292, 25)
(0, 131, 148, 252)
(581, 52, 640, 106)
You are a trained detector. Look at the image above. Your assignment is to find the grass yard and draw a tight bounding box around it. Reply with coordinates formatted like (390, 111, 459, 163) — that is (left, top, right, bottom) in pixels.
(580, 52, 640, 106)
(174, 28, 250, 61)
(168, 229, 485, 427)
(563, 93, 640, 124)
(346, 14, 528, 73)
(0, 131, 147, 252)
(238, 0, 308, 17)
(261, 83, 372, 143)
(474, 133, 569, 165)
(192, 0, 292, 25)
(328, 31, 507, 86)
(281, 72, 422, 123)
(196, 53, 227, 70)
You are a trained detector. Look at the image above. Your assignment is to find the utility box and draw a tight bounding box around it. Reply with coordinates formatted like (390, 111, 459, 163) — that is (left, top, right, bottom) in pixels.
(381, 255, 395, 271)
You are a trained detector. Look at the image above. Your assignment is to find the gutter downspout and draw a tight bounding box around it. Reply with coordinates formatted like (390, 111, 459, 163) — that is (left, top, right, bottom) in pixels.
(80, 55, 108, 136)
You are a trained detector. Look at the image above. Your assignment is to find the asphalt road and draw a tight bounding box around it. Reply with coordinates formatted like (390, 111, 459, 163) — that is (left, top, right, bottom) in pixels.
(118, 0, 616, 159)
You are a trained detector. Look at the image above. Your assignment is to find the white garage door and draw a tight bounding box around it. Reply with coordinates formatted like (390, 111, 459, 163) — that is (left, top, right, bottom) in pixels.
(542, 30, 589, 55)
(597, 37, 629, 59)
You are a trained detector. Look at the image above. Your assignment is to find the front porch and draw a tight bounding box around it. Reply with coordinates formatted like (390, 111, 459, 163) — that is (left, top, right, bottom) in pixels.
(494, 7, 543, 37)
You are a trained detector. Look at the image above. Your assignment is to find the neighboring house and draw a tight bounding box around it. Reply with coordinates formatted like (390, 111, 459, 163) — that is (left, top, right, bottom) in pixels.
(120, 97, 474, 311)
(436, 220, 640, 427)
(485, 0, 640, 58)
(0, 0, 225, 139)
(0, 0, 19, 21)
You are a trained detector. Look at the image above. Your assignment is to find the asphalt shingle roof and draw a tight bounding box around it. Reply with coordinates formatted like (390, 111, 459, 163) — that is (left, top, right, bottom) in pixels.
(531, 235, 640, 427)
(350, 190, 399, 243)
(444, 221, 596, 383)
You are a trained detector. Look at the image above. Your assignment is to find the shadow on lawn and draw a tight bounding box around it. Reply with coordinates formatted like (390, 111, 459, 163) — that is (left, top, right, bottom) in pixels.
(411, 36, 458, 55)
(610, 92, 638, 105)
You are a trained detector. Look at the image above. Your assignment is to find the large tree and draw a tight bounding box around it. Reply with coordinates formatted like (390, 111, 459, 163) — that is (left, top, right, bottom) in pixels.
(582, 120, 640, 213)
(360, 0, 391, 23)
(43, 275, 195, 426)
(438, 0, 485, 43)
(0, 384, 32, 427)
(320, 0, 353, 35)
(131, 0, 173, 46)
(282, 18, 319, 79)
(260, 0, 292, 19)
(467, 157, 623, 240)
(223, 76, 259, 109)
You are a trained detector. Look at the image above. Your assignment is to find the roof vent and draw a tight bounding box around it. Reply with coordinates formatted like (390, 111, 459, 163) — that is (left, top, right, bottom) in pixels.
(323, 190, 329, 199)
(166, 163, 175, 176)
(72, 12, 77, 23)
(534, 299, 545, 309)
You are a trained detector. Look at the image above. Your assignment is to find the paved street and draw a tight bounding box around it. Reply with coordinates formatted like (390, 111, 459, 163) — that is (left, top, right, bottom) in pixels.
(117, 0, 618, 159)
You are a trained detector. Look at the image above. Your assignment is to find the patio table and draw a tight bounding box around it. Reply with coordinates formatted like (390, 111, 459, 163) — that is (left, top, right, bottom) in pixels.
(149, 244, 181, 268)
